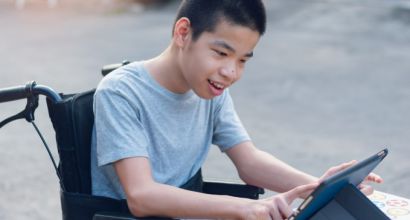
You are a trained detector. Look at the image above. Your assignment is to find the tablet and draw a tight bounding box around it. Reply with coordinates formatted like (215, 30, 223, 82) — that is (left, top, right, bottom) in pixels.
(288, 148, 388, 220)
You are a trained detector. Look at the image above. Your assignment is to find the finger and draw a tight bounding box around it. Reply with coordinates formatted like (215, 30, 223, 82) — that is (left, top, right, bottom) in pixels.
(331, 160, 357, 174)
(276, 197, 293, 219)
(270, 205, 282, 220)
(284, 182, 319, 204)
(271, 211, 281, 220)
(365, 172, 383, 183)
(359, 184, 374, 195)
(320, 160, 357, 182)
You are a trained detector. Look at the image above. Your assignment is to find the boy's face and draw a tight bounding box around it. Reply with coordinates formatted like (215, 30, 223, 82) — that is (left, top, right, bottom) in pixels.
(177, 19, 260, 99)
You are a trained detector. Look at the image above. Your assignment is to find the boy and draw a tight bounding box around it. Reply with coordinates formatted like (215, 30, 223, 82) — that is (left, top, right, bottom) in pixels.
(91, 0, 382, 219)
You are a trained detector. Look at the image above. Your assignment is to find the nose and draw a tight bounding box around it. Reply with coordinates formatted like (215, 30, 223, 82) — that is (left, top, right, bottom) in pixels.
(220, 61, 238, 82)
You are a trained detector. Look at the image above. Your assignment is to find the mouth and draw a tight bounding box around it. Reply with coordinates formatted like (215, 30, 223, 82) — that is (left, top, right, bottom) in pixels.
(208, 79, 226, 90)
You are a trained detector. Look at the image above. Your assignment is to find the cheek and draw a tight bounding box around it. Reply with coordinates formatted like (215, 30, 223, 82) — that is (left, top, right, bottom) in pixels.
(189, 52, 217, 78)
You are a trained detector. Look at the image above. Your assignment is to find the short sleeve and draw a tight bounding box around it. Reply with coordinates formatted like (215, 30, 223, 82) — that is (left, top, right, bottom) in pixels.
(212, 91, 251, 152)
(94, 87, 149, 166)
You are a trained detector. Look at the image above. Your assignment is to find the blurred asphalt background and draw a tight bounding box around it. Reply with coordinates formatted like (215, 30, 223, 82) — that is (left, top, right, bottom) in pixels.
(0, 0, 409, 219)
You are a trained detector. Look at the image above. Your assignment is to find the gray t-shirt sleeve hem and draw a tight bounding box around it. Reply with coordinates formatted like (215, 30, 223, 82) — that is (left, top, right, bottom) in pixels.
(218, 137, 252, 152)
(98, 151, 149, 167)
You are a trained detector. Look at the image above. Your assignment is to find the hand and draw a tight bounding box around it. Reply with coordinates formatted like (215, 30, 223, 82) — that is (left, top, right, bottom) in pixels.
(318, 160, 357, 182)
(243, 182, 319, 220)
(358, 172, 383, 195)
(319, 160, 384, 196)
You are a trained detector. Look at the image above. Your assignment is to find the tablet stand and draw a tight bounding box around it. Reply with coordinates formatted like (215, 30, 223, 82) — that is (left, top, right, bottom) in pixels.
(309, 184, 389, 220)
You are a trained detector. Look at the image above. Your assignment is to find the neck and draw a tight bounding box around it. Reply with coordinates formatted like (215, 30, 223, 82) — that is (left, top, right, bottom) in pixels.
(144, 45, 190, 94)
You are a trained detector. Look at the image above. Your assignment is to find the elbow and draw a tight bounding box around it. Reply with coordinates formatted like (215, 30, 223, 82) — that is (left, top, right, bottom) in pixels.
(238, 171, 256, 186)
(126, 189, 155, 217)
(237, 161, 257, 185)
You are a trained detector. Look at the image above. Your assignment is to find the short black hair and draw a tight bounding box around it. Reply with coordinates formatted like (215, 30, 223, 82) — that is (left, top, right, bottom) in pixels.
(174, 0, 266, 41)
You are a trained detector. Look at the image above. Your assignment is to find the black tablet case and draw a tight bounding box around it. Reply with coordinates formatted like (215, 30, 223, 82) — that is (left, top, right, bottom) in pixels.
(308, 184, 389, 220)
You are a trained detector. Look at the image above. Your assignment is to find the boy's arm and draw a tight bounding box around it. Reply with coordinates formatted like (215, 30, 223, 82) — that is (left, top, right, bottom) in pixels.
(115, 156, 319, 219)
(226, 141, 317, 194)
(114, 156, 248, 219)
(226, 141, 382, 197)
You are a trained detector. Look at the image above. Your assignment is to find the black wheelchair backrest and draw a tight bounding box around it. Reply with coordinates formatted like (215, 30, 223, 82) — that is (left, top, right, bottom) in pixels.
(47, 90, 95, 194)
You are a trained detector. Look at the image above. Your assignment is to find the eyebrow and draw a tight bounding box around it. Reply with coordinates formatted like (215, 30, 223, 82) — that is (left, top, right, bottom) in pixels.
(211, 40, 254, 58)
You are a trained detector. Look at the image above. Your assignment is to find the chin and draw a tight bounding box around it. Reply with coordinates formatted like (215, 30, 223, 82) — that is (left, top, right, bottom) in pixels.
(198, 94, 214, 100)
(194, 90, 214, 100)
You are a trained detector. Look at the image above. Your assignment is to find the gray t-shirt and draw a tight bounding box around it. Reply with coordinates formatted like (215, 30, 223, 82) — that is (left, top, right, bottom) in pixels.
(91, 61, 250, 199)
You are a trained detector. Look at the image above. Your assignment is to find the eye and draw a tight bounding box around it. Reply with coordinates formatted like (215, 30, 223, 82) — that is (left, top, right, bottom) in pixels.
(213, 49, 227, 57)
(239, 57, 250, 64)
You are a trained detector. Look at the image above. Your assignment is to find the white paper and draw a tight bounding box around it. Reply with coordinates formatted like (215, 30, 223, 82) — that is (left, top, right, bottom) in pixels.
(368, 191, 410, 220)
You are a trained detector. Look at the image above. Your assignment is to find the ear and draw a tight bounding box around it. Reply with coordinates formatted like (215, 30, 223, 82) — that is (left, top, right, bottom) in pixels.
(173, 17, 192, 48)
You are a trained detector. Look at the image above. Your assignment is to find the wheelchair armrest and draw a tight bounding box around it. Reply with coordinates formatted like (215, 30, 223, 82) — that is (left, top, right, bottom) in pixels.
(93, 212, 135, 220)
(203, 181, 264, 200)
(93, 212, 173, 220)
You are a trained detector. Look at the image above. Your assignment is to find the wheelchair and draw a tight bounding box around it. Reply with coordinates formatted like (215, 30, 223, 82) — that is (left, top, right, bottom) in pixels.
(0, 61, 264, 220)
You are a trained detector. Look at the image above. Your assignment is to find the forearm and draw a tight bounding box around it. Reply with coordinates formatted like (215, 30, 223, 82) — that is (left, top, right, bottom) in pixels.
(127, 181, 250, 219)
(235, 148, 317, 194)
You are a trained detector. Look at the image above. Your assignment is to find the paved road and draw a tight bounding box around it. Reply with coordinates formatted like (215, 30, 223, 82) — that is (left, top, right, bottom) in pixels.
(0, 1, 409, 219)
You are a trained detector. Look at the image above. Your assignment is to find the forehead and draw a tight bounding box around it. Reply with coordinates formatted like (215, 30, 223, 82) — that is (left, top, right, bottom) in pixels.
(195, 20, 260, 54)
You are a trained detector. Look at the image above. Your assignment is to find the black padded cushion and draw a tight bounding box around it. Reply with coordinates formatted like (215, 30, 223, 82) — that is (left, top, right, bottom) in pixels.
(47, 89, 95, 194)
